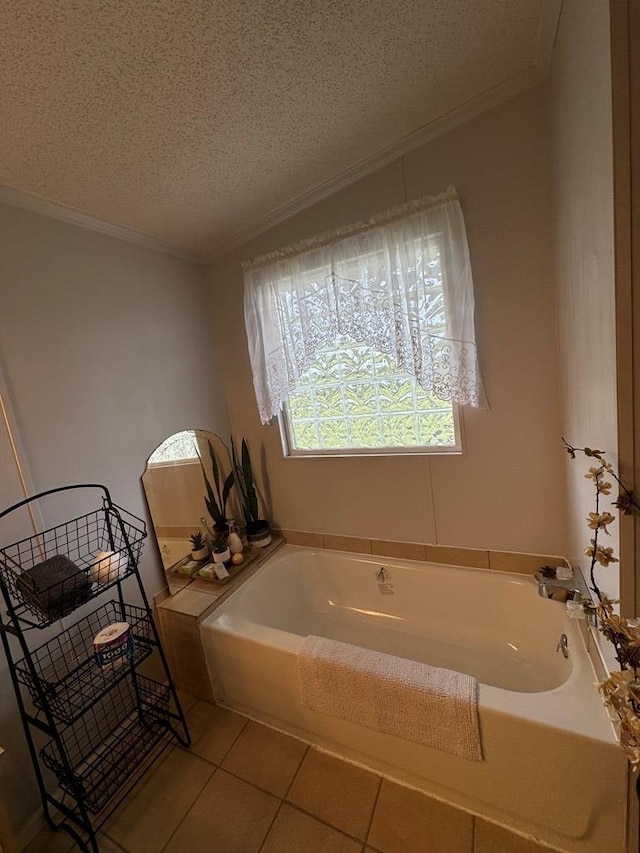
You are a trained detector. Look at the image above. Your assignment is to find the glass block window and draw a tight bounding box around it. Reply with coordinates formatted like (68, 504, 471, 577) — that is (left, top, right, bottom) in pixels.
(281, 335, 459, 455)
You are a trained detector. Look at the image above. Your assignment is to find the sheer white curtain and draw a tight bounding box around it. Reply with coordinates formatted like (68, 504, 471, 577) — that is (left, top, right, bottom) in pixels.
(243, 187, 487, 425)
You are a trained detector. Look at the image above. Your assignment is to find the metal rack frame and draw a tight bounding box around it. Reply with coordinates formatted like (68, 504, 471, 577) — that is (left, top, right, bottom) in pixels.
(0, 484, 190, 853)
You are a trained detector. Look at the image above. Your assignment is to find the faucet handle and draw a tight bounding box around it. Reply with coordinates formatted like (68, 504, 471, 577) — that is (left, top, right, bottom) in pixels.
(556, 633, 569, 658)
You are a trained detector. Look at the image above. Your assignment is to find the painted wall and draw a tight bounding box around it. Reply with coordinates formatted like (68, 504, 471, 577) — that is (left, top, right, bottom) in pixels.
(207, 84, 566, 555)
(0, 202, 231, 839)
(0, 367, 43, 844)
(550, 0, 617, 600)
(0, 203, 231, 571)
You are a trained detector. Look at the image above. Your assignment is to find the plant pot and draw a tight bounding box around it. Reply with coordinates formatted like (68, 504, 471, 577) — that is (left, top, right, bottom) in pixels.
(213, 546, 231, 564)
(214, 522, 230, 539)
(246, 520, 272, 548)
(191, 547, 209, 561)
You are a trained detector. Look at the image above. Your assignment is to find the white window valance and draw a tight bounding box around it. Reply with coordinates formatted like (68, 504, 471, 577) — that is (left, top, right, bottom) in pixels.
(243, 186, 488, 425)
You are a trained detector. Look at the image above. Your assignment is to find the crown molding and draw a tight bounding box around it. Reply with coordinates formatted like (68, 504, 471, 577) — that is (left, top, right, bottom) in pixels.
(0, 184, 204, 264)
(204, 62, 551, 262)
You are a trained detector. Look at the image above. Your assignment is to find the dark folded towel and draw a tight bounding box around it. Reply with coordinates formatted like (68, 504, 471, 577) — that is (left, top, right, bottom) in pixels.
(17, 555, 92, 621)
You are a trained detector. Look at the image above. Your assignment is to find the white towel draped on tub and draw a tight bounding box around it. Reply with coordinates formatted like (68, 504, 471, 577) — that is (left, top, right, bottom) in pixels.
(298, 635, 482, 761)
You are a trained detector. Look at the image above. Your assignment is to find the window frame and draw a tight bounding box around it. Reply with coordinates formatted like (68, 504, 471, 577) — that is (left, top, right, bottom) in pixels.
(265, 217, 467, 458)
(278, 400, 463, 459)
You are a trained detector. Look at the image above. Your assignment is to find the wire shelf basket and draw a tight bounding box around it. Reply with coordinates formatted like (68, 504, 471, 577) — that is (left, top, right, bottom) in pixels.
(14, 601, 155, 724)
(40, 675, 171, 815)
(0, 484, 189, 851)
(0, 502, 146, 629)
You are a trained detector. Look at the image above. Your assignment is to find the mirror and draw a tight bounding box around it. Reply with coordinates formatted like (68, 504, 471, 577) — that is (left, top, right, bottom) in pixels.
(142, 430, 241, 594)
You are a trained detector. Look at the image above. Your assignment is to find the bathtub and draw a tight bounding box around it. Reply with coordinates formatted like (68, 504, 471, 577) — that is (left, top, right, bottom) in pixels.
(200, 545, 628, 853)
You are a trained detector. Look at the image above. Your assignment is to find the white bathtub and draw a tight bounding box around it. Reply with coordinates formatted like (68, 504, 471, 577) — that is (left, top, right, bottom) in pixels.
(200, 545, 628, 853)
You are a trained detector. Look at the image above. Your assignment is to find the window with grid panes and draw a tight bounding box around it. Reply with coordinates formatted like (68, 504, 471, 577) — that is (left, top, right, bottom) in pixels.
(280, 246, 461, 456)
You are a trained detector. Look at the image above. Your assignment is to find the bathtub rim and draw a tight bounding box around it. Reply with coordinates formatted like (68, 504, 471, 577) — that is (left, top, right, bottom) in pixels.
(201, 543, 619, 746)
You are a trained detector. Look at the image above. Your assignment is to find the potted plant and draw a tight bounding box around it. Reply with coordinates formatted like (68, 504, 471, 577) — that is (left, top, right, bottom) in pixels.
(199, 438, 234, 537)
(232, 438, 272, 547)
(212, 528, 231, 565)
(189, 532, 209, 561)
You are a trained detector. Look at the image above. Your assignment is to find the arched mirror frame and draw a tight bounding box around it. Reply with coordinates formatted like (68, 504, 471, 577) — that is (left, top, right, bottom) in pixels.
(142, 429, 241, 594)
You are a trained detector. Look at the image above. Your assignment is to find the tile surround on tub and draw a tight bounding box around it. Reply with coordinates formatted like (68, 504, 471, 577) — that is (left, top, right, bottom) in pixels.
(371, 539, 427, 562)
(426, 544, 489, 570)
(282, 529, 325, 548)
(280, 529, 566, 573)
(323, 533, 372, 554)
(488, 550, 567, 575)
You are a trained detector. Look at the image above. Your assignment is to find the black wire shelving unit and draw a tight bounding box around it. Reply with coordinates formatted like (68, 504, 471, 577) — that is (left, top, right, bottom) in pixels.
(0, 484, 190, 853)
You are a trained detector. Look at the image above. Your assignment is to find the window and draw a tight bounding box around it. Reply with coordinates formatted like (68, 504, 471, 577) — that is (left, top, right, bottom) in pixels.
(147, 430, 198, 465)
(283, 336, 459, 454)
(282, 338, 459, 456)
(243, 187, 486, 456)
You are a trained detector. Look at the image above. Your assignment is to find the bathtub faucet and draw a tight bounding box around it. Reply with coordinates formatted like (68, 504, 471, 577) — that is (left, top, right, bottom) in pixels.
(534, 567, 591, 604)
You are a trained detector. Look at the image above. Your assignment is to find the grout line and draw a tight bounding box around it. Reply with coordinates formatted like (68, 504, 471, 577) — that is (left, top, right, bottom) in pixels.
(257, 798, 285, 853)
(280, 746, 384, 845)
(216, 714, 250, 765)
(255, 736, 310, 853)
(217, 765, 292, 801)
(212, 741, 310, 803)
(158, 766, 221, 853)
(279, 801, 375, 846)
(100, 743, 182, 838)
(100, 830, 130, 852)
(364, 775, 383, 846)
(194, 728, 309, 801)
(180, 706, 249, 769)
(283, 743, 309, 799)
(157, 708, 249, 852)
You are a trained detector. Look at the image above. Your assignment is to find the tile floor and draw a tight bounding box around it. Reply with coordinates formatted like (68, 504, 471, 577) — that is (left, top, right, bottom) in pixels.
(24, 697, 549, 853)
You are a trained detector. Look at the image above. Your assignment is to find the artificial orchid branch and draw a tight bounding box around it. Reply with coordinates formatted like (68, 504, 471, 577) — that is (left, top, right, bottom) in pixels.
(563, 438, 640, 768)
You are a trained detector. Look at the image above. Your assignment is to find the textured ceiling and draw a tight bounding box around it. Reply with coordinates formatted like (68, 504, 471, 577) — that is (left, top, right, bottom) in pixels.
(0, 1, 560, 258)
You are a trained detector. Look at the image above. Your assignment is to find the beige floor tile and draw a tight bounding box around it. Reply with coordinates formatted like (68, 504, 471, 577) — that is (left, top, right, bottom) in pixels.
(184, 699, 247, 764)
(262, 803, 362, 853)
(177, 689, 199, 714)
(106, 747, 214, 853)
(95, 835, 128, 852)
(21, 827, 124, 853)
(368, 780, 473, 853)
(221, 720, 308, 796)
(164, 769, 279, 853)
(21, 826, 75, 853)
(474, 820, 548, 852)
(287, 748, 380, 840)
